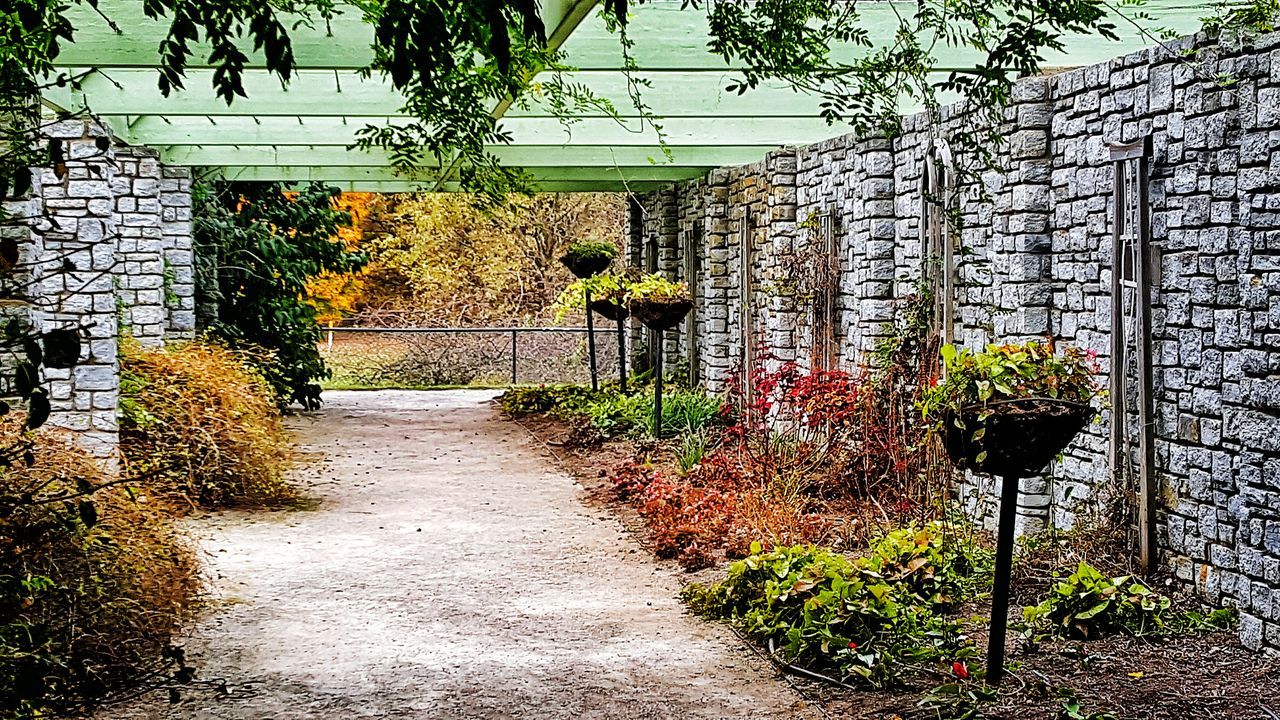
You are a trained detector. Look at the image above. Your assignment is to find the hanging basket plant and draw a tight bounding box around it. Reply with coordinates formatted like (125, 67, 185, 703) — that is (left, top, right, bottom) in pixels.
(923, 340, 1103, 478)
(589, 297, 629, 321)
(551, 272, 632, 321)
(942, 397, 1096, 477)
(559, 238, 618, 279)
(629, 275, 692, 331)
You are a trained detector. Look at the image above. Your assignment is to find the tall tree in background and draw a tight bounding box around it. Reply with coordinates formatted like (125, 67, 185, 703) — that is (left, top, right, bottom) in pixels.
(194, 182, 367, 409)
(344, 193, 624, 326)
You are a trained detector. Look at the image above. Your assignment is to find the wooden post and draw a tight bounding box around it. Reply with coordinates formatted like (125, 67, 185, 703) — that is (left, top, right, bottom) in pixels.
(585, 288, 599, 392)
(987, 474, 1021, 684)
(653, 341, 664, 438)
(1134, 148, 1157, 574)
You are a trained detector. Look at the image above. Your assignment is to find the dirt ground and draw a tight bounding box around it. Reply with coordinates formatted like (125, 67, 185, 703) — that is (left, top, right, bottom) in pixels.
(519, 411, 1280, 720)
(104, 390, 820, 720)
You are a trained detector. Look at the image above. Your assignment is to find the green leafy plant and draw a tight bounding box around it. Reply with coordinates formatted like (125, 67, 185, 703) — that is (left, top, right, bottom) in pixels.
(650, 389, 722, 436)
(1024, 562, 1171, 639)
(628, 274, 689, 302)
(921, 340, 1101, 422)
(682, 524, 990, 688)
(551, 272, 632, 321)
(562, 238, 618, 262)
(584, 392, 651, 436)
(497, 384, 599, 417)
(917, 681, 998, 720)
(675, 427, 710, 473)
(194, 181, 367, 409)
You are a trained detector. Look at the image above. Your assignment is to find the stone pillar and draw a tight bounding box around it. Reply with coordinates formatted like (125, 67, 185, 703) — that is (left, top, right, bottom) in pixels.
(32, 120, 121, 463)
(701, 171, 733, 391)
(0, 147, 41, 386)
(996, 77, 1055, 343)
(853, 136, 899, 360)
(762, 149, 799, 366)
(113, 146, 166, 346)
(653, 188, 682, 371)
(994, 76, 1057, 534)
(160, 165, 195, 338)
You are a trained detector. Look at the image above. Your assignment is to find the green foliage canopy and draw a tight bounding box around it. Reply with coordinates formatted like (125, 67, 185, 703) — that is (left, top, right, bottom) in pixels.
(194, 181, 366, 408)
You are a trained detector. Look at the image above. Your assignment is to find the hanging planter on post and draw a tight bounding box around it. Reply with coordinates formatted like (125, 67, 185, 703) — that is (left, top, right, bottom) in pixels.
(589, 295, 630, 393)
(924, 340, 1102, 685)
(629, 276, 693, 439)
(559, 240, 618, 392)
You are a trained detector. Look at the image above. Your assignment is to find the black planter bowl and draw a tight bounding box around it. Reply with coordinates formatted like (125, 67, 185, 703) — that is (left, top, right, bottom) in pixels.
(630, 297, 693, 331)
(560, 253, 613, 279)
(589, 298, 629, 321)
(942, 397, 1096, 478)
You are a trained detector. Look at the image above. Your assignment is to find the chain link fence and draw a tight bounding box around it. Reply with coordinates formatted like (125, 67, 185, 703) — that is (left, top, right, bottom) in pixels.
(320, 327, 624, 389)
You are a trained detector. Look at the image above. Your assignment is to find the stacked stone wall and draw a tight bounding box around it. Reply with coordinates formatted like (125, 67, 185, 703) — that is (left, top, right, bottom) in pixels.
(7, 118, 197, 464)
(629, 31, 1280, 653)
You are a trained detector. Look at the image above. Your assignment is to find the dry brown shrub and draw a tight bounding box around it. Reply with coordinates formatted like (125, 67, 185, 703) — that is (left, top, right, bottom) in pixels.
(120, 340, 297, 510)
(0, 415, 200, 716)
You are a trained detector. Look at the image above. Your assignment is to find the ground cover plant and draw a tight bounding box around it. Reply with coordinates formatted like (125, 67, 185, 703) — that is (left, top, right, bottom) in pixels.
(682, 524, 992, 688)
(120, 341, 296, 511)
(0, 415, 199, 719)
(499, 381, 720, 440)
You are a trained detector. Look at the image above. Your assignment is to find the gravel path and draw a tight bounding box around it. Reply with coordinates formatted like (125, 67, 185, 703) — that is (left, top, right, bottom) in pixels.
(109, 390, 817, 720)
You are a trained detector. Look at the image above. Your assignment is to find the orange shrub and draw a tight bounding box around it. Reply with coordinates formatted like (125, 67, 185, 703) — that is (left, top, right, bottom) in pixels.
(120, 340, 297, 510)
(0, 415, 199, 716)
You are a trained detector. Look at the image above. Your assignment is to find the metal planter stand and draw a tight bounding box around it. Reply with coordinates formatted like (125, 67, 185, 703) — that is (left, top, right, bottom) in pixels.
(631, 297, 693, 438)
(560, 254, 614, 392)
(588, 298, 629, 393)
(941, 397, 1095, 684)
(584, 288, 599, 392)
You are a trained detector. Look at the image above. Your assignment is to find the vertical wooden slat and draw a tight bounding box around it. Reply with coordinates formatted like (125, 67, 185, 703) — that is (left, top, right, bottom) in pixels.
(684, 223, 700, 387)
(740, 210, 754, 397)
(940, 159, 955, 346)
(1135, 149, 1158, 574)
(818, 211, 840, 369)
(1109, 156, 1127, 495)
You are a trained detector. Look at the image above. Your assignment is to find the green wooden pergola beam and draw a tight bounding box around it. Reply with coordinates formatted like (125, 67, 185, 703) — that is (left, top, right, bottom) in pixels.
(49, 0, 1218, 191)
(117, 115, 846, 148)
(303, 180, 679, 193)
(159, 144, 773, 168)
(55, 2, 1211, 72)
(211, 164, 712, 183)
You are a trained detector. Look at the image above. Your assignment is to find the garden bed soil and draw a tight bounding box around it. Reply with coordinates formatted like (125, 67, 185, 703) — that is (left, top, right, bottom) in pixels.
(510, 409, 1280, 720)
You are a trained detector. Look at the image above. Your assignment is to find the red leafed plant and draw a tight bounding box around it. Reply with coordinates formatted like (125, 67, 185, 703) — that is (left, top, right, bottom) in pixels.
(606, 290, 957, 567)
(637, 474, 737, 569)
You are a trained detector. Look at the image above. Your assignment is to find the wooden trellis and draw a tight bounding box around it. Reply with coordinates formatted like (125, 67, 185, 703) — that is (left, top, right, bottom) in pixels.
(740, 209, 755, 396)
(682, 223, 701, 387)
(1109, 136, 1158, 574)
(812, 210, 841, 370)
(921, 139, 957, 345)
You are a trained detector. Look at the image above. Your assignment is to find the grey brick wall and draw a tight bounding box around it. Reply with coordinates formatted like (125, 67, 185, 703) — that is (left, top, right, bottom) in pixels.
(11, 119, 197, 464)
(628, 31, 1280, 654)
